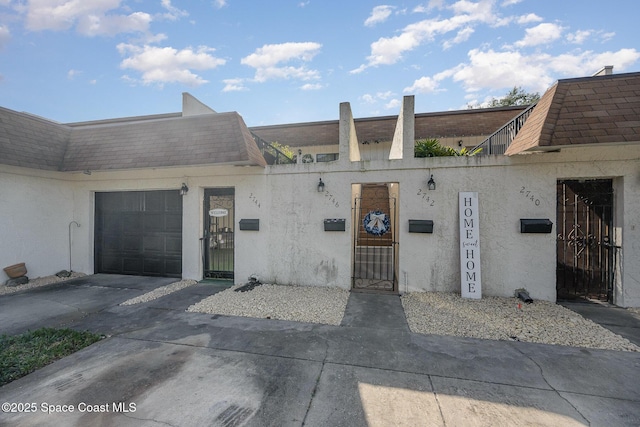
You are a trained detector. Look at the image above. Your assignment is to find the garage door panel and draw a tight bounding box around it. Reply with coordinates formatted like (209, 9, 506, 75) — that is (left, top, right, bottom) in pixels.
(165, 193, 182, 212)
(101, 256, 123, 273)
(144, 213, 164, 232)
(123, 235, 142, 251)
(143, 235, 164, 252)
(103, 235, 121, 252)
(123, 257, 143, 274)
(122, 213, 142, 232)
(165, 236, 181, 254)
(165, 213, 182, 231)
(144, 192, 164, 211)
(95, 190, 182, 278)
(165, 259, 182, 276)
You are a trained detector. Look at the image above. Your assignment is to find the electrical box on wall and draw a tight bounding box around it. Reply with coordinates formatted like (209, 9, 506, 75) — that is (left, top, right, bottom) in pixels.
(324, 219, 346, 231)
(520, 219, 553, 233)
(239, 219, 259, 231)
(408, 219, 434, 233)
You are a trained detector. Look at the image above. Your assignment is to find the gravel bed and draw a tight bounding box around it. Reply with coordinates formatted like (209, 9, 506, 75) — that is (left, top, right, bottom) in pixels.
(187, 283, 350, 325)
(402, 292, 640, 352)
(0, 272, 86, 295)
(120, 279, 198, 305)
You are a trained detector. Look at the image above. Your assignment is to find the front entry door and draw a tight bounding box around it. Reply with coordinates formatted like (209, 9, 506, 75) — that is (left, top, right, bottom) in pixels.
(556, 179, 614, 301)
(204, 188, 235, 279)
(352, 183, 398, 293)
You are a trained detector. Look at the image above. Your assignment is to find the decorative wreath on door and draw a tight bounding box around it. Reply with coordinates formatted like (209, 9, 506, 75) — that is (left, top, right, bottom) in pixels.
(363, 210, 390, 236)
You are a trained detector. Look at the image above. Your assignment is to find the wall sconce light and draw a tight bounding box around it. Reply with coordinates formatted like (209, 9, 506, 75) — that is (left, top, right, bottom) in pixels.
(427, 174, 436, 190)
(317, 178, 325, 192)
(180, 183, 189, 196)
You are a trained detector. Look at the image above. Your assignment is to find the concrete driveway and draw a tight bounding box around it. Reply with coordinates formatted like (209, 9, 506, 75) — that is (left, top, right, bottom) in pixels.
(1, 274, 639, 426)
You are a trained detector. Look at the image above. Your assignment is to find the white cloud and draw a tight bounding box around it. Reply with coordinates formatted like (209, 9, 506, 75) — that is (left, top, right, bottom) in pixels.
(355, 0, 498, 70)
(404, 75, 440, 93)
(361, 94, 376, 103)
(212, 0, 226, 9)
(443, 26, 474, 50)
(501, 0, 522, 6)
(545, 48, 640, 76)
(516, 13, 543, 24)
(405, 46, 640, 101)
(160, 0, 188, 21)
(0, 25, 10, 49)
(76, 11, 152, 36)
(117, 44, 226, 86)
(300, 83, 322, 90)
(360, 91, 396, 105)
(514, 22, 564, 47)
(364, 5, 395, 27)
(23, 0, 152, 36)
(567, 30, 591, 44)
(222, 78, 248, 92)
(385, 98, 401, 109)
(450, 48, 553, 92)
(67, 69, 82, 80)
(241, 42, 322, 82)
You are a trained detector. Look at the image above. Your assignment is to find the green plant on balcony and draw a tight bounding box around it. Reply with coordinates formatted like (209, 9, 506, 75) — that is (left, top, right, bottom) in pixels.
(414, 138, 482, 157)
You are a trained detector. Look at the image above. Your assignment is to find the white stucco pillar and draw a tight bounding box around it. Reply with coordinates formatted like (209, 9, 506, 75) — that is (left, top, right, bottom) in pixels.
(389, 95, 415, 160)
(339, 102, 360, 163)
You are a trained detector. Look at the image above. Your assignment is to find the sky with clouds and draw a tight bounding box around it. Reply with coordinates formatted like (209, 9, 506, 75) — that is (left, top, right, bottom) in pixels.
(0, 0, 638, 126)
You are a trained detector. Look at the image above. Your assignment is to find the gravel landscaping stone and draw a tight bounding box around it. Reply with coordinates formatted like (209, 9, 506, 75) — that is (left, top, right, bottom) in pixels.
(120, 279, 199, 305)
(0, 272, 86, 295)
(402, 292, 640, 352)
(188, 285, 639, 352)
(187, 283, 350, 326)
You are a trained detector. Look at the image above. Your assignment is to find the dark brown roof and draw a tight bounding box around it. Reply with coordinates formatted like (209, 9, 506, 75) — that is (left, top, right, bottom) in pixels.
(506, 72, 640, 155)
(0, 107, 70, 170)
(250, 106, 527, 147)
(62, 112, 266, 171)
(0, 109, 266, 171)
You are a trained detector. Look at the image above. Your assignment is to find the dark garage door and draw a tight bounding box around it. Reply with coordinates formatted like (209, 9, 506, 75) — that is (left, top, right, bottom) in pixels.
(95, 190, 182, 277)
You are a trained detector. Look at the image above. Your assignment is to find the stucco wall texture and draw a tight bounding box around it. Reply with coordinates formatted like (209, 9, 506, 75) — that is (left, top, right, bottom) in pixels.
(2, 143, 639, 307)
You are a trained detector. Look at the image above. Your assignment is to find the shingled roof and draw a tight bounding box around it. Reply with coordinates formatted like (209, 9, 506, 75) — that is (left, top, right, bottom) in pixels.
(505, 72, 640, 155)
(250, 106, 527, 147)
(62, 112, 266, 171)
(0, 108, 266, 171)
(0, 107, 71, 170)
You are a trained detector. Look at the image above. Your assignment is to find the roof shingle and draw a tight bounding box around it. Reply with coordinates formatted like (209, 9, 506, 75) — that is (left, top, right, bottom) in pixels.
(506, 72, 640, 155)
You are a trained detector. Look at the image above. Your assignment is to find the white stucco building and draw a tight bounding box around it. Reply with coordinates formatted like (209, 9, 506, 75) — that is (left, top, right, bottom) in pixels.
(1, 71, 639, 307)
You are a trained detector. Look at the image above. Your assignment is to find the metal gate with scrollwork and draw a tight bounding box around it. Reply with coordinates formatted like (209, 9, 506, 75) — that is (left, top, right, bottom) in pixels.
(556, 180, 614, 301)
(352, 183, 398, 292)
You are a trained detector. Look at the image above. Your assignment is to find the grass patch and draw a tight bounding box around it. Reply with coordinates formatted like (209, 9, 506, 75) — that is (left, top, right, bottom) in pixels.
(0, 328, 103, 386)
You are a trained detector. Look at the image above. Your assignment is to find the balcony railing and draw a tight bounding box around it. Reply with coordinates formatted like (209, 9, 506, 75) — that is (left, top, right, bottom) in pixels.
(472, 103, 536, 155)
(251, 132, 295, 165)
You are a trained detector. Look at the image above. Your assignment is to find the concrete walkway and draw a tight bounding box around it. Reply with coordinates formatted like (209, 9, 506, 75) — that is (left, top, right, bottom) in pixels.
(1, 275, 639, 426)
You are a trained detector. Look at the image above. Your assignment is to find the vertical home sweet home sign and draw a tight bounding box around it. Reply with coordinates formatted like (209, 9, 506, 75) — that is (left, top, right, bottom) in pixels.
(459, 192, 482, 299)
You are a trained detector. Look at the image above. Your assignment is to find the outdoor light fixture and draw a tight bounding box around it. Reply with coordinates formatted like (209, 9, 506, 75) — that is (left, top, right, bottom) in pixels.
(427, 174, 436, 190)
(317, 178, 325, 192)
(180, 183, 189, 196)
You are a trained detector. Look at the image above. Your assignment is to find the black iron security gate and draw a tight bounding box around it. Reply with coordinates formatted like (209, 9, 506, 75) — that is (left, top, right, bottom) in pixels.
(556, 180, 614, 301)
(352, 183, 398, 292)
(203, 188, 235, 279)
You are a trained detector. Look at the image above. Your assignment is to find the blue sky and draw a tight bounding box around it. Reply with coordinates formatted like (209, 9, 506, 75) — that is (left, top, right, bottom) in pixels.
(1, 1, 638, 126)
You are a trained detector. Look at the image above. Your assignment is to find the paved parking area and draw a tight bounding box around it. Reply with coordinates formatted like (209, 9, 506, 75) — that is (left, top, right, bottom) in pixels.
(1, 275, 639, 426)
